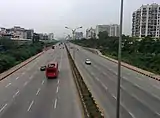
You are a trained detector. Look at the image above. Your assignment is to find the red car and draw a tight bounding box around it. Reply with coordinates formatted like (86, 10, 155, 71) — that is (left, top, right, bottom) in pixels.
(46, 62, 59, 79)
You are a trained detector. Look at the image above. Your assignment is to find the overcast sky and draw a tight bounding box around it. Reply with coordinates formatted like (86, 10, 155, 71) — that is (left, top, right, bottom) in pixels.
(0, 0, 160, 38)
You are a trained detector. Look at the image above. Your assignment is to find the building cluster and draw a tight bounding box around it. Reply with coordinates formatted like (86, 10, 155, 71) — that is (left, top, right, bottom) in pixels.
(84, 3, 160, 40)
(132, 3, 160, 38)
(85, 24, 120, 39)
(39, 33, 54, 40)
(0, 26, 34, 40)
(0, 26, 54, 40)
(86, 27, 96, 39)
(74, 32, 83, 39)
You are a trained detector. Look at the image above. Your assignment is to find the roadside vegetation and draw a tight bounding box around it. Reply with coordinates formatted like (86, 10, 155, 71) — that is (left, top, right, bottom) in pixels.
(71, 32, 160, 74)
(0, 37, 57, 73)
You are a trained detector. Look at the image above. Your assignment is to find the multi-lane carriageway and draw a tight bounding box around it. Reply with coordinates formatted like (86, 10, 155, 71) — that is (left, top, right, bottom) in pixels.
(1, 42, 160, 118)
(0, 44, 82, 118)
(68, 43, 160, 118)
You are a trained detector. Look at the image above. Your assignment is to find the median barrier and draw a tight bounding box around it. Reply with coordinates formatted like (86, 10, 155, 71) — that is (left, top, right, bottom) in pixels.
(65, 44, 104, 118)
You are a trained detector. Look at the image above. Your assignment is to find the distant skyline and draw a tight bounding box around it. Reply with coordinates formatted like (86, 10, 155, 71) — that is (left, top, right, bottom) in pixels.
(0, 0, 160, 38)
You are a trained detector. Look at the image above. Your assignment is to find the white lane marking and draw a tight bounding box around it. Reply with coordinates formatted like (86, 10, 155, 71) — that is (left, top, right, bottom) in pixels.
(123, 76, 129, 81)
(54, 99, 57, 109)
(95, 77, 100, 82)
(29, 75, 33, 80)
(23, 81, 28, 87)
(15, 77, 19, 80)
(36, 88, 41, 96)
(27, 100, 34, 112)
(90, 72, 94, 76)
(41, 80, 45, 85)
(123, 84, 160, 116)
(121, 102, 136, 118)
(0, 104, 8, 113)
(109, 68, 112, 71)
(129, 111, 136, 118)
(59, 49, 63, 71)
(57, 79, 60, 84)
(56, 86, 59, 93)
(5, 83, 11, 88)
(136, 77, 142, 80)
(114, 71, 118, 75)
(22, 72, 25, 75)
(100, 82, 108, 90)
(156, 112, 160, 116)
(112, 94, 116, 99)
(102, 72, 107, 76)
(13, 90, 20, 98)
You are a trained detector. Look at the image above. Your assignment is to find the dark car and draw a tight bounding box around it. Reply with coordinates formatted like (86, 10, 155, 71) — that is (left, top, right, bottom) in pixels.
(40, 66, 46, 71)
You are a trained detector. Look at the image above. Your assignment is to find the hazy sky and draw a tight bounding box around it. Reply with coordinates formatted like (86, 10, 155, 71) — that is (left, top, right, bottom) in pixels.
(0, 0, 160, 38)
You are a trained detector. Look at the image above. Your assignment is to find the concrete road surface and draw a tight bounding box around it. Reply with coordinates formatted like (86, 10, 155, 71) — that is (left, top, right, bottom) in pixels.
(67, 43, 160, 118)
(0, 44, 82, 118)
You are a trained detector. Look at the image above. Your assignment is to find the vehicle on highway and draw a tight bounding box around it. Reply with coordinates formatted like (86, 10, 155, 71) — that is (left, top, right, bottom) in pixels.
(52, 45, 55, 49)
(85, 59, 91, 65)
(46, 62, 59, 79)
(40, 65, 46, 71)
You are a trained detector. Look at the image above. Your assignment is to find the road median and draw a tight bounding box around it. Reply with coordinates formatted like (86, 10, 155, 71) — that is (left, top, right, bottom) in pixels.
(65, 44, 104, 118)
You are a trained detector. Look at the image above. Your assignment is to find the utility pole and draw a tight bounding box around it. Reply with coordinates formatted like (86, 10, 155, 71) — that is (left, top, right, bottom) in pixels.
(116, 0, 124, 118)
(65, 26, 82, 60)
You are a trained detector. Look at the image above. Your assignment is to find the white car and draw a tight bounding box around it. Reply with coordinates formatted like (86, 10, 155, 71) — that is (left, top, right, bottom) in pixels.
(85, 59, 91, 65)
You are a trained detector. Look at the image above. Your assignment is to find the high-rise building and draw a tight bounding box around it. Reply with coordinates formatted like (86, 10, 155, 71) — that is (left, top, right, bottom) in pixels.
(75, 32, 83, 39)
(95, 24, 119, 38)
(0, 26, 34, 40)
(132, 3, 160, 38)
(96, 25, 110, 38)
(86, 27, 96, 39)
(48, 33, 54, 40)
(109, 24, 119, 37)
(26, 29, 34, 39)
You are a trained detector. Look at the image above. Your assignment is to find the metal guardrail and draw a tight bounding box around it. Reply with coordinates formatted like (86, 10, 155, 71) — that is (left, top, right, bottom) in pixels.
(65, 44, 104, 118)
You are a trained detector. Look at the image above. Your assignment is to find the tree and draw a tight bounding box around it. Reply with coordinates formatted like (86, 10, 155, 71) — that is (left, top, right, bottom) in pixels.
(138, 37, 155, 54)
(0, 37, 17, 49)
(33, 33, 40, 43)
(98, 31, 109, 40)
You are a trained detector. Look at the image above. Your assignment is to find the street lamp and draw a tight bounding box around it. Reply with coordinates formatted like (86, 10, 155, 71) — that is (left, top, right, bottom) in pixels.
(65, 26, 82, 60)
(65, 26, 82, 40)
(116, 0, 124, 118)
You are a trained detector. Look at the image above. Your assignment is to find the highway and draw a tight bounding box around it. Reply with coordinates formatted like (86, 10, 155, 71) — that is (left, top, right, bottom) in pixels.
(67, 43, 160, 118)
(0, 44, 82, 118)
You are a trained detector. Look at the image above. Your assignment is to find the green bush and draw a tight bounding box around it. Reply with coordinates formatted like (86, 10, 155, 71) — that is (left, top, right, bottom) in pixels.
(0, 54, 16, 73)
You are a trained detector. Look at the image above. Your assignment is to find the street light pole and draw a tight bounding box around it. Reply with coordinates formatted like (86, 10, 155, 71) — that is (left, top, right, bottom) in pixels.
(65, 26, 82, 60)
(116, 0, 124, 118)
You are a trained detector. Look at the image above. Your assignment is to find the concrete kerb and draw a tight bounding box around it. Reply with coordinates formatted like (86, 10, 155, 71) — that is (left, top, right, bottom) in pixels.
(0, 51, 44, 81)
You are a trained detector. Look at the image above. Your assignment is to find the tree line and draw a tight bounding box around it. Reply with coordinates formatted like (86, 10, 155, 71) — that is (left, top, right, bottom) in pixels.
(72, 31, 160, 74)
(0, 37, 57, 73)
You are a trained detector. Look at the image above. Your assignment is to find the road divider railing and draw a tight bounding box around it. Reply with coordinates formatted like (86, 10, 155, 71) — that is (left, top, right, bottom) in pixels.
(65, 44, 104, 118)
(84, 47, 160, 81)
